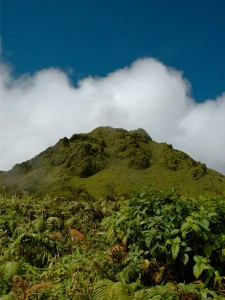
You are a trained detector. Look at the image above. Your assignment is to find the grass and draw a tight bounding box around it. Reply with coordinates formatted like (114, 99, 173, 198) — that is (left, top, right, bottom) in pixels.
(1, 126, 225, 199)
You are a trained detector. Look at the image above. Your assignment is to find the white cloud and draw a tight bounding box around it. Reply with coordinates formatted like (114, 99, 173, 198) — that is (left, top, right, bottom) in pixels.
(0, 58, 225, 174)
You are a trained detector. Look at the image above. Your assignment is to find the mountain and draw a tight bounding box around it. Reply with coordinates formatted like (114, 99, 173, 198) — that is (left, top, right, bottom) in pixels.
(1, 126, 225, 198)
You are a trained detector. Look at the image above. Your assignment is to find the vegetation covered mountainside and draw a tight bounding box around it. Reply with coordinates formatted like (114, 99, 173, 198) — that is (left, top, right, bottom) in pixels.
(1, 127, 225, 299)
(1, 126, 225, 198)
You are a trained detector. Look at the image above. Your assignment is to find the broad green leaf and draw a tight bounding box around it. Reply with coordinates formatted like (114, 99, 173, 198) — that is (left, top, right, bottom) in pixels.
(198, 218, 209, 230)
(180, 241, 187, 246)
(171, 242, 180, 259)
(141, 259, 150, 271)
(207, 212, 217, 218)
(193, 262, 205, 279)
(212, 240, 220, 250)
(166, 239, 172, 245)
(164, 228, 170, 237)
(181, 253, 189, 265)
(122, 235, 127, 246)
(170, 229, 180, 236)
(181, 223, 189, 233)
(204, 244, 212, 258)
(173, 236, 181, 243)
(191, 224, 201, 233)
(186, 216, 193, 223)
(161, 245, 166, 253)
(145, 236, 153, 248)
(117, 231, 125, 239)
(134, 245, 139, 253)
(222, 248, 225, 258)
(201, 231, 209, 241)
(194, 255, 202, 263)
(184, 246, 192, 252)
(204, 264, 214, 271)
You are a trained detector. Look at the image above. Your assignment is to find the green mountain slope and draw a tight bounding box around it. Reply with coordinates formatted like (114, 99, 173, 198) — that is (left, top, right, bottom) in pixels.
(1, 126, 225, 198)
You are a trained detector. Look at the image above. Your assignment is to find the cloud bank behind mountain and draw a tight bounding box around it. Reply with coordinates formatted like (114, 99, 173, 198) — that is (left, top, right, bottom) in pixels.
(1, 58, 225, 174)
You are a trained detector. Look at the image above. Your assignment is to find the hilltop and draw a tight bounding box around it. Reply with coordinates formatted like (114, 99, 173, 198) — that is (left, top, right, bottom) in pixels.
(1, 126, 225, 198)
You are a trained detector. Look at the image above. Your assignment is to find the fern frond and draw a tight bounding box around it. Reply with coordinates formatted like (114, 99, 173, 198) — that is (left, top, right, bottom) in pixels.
(93, 279, 131, 300)
(12, 226, 26, 238)
(1, 261, 21, 283)
(25, 282, 55, 297)
(10, 276, 55, 299)
(133, 289, 146, 299)
(30, 218, 45, 233)
(11, 275, 29, 299)
(13, 232, 61, 267)
(68, 229, 85, 241)
(53, 232, 64, 240)
(138, 282, 178, 299)
(13, 232, 27, 247)
(105, 242, 128, 263)
(64, 216, 78, 228)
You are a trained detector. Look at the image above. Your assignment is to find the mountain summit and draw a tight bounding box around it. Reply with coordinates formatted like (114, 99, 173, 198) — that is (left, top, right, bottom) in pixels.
(1, 126, 225, 197)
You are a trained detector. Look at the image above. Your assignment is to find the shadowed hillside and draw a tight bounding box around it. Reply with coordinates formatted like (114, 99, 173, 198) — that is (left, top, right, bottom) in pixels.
(1, 126, 225, 198)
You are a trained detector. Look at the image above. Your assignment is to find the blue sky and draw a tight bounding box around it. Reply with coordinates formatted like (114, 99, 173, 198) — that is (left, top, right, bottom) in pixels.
(1, 0, 225, 173)
(1, 0, 225, 102)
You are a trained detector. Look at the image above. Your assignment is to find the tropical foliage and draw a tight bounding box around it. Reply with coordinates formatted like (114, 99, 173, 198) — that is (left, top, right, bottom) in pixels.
(0, 188, 225, 299)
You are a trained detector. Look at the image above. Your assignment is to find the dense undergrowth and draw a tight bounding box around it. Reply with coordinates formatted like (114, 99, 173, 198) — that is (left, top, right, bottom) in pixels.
(0, 188, 225, 299)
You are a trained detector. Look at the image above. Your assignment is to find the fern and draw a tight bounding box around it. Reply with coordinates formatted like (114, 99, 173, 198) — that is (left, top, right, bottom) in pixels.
(0, 262, 21, 283)
(64, 216, 78, 228)
(30, 218, 45, 233)
(93, 277, 178, 300)
(10, 275, 55, 299)
(25, 282, 55, 298)
(46, 217, 61, 230)
(68, 229, 85, 241)
(53, 232, 64, 240)
(12, 226, 26, 238)
(135, 282, 178, 299)
(11, 275, 29, 299)
(12, 232, 62, 267)
(93, 279, 131, 300)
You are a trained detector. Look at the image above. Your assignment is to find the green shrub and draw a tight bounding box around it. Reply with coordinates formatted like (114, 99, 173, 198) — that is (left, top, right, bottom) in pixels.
(100, 190, 225, 296)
